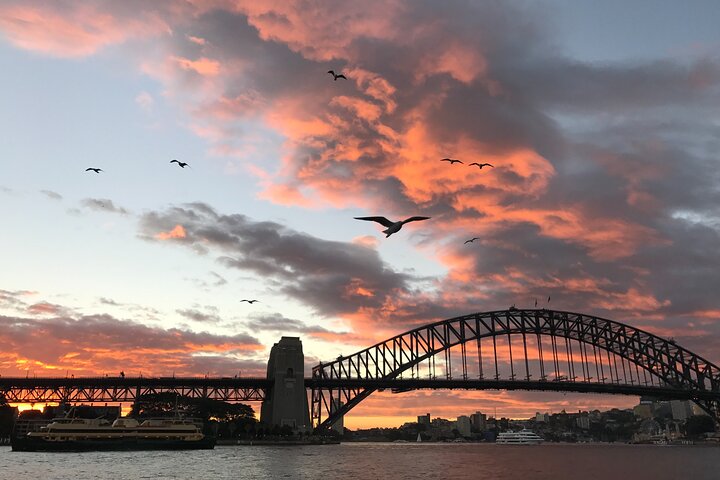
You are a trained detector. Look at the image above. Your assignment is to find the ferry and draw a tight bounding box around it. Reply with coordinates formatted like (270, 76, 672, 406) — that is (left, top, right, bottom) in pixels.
(495, 429, 544, 445)
(12, 416, 215, 452)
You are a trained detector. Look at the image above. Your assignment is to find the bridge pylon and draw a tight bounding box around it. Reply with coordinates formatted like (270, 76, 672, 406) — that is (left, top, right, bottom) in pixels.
(260, 337, 311, 432)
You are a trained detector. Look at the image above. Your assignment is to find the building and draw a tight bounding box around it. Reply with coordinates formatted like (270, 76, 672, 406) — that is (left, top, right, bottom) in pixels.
(633, 403, 653, 419)
(455, 415, 472, 437)
(535, 412, 550, 423)
(576, 415, 590, 430)
(470, 411, 487, 431)
(431, 417, 454, 438)
(418, 413, 431, 427)
(670, 400, 694, 421)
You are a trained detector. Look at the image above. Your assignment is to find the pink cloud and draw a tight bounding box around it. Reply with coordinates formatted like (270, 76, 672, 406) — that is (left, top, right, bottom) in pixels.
(155, 224, 187, 240)
(0, 3, 175, 57)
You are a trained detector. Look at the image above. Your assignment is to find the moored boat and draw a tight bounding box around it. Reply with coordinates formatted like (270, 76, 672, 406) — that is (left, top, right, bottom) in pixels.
(12, 416, 215, 452)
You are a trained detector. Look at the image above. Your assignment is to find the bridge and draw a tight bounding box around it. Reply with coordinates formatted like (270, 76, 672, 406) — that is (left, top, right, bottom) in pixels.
(2, 309, 719, 432)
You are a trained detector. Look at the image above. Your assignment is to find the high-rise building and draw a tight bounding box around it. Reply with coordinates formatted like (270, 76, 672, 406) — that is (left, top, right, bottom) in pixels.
(455, 415, 472, 437)
(535, 412, 550, 423)
(418, 413, 431, 427)
(670, 400, 694, 421)
(470, 411, 487, 431)
(576, 415, 590, 430)
(633, 403, 653, 419)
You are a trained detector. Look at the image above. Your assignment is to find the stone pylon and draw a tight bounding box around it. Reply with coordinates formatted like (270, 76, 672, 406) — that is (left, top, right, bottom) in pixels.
(260, 337, 311, 432)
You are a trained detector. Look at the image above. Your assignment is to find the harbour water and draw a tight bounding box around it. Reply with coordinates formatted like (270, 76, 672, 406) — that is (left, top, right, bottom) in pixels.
(1, 443, 718, 480)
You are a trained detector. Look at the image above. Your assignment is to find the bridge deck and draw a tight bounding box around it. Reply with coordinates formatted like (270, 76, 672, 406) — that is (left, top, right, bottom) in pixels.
(2, 377, 717, 403)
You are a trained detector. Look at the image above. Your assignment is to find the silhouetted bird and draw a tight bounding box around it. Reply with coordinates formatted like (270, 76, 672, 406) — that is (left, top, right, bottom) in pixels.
(440, 158, 463, 165)
(170, 159, 189, 168)
(535, 298, 538, 308)
(547, 296, 551, 303)
(354, 216, 431, 238)
(469, 162, 494, 169)
(85, 168, 103, 173)
(240, 299, 259, 304)
(327, 70, 347, 81)
(464, 237, 480, 244)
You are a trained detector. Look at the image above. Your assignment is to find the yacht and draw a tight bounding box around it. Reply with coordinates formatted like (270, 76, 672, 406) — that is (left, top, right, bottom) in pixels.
(495, 429, 544, 445)
(12, 416, 215, 451)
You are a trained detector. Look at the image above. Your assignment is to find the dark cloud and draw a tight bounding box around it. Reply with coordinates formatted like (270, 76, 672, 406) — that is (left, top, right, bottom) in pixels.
(245, 312, 337, 335)
(177, 307, 221, 323)
(0, 311, 263, 376)
(40, 190, 62, 201)
(209, 271, 228, 286)
(27, 301, 69, 316)
(80, 198, 130, 215)
(139, 203, 415, 318)
(0, 289, 35, 310)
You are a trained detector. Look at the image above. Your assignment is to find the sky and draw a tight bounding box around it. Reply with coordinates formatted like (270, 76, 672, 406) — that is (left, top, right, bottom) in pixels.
(1, 1, 720, 429)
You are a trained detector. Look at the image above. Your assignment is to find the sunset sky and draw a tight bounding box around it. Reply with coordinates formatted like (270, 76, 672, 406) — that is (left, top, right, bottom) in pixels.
(2, 1, 720, 429)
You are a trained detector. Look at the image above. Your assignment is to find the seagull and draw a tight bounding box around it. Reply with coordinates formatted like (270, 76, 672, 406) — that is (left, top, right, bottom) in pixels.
(469, 162, 494, 169)
(354, 216, 430, 238)
(240, 299, 259, 304)
(547, 296, 551, 304)
(327, 70, 347, 81)
(85, 168, 103, 173)
(440, 158, 463, 165)
(170, 159, 189, 168)
(535, 298, 538, 308)
(464, 237, 480, 244)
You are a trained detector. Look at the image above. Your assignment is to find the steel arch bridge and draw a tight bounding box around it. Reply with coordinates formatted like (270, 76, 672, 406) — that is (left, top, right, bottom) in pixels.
(311, 309, 720, 430)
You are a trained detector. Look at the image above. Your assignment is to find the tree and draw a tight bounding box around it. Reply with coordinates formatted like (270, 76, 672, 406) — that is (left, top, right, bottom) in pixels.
(129, 393, 256, 437)
(685, 415, 716, 438)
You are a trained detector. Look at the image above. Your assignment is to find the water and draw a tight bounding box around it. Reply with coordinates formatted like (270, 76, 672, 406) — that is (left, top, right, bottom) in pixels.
(1, 443, 718, 480)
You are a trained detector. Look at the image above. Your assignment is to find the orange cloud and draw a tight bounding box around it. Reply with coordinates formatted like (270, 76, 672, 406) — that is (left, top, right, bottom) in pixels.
(155, 224, 187, 240)
(172, 55, 222, 77)
(0, 3, 173, 57)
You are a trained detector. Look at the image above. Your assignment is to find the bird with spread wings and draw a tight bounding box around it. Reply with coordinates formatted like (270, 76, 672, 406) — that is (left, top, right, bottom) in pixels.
(354, 216, 430, 238)
(170, 159, 190, 168)
(327, 70, 347, 81)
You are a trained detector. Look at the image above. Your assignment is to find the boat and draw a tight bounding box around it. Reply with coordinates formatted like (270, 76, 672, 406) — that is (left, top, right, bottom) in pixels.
(416, 433, 422, 442)
(495, 429, 544, 445)
(12, 416, 215, 451)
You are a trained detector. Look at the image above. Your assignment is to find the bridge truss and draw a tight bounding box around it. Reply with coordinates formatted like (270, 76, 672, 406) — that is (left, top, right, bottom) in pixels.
(311, 309, 720, 430)
(0, 377, 270, 404)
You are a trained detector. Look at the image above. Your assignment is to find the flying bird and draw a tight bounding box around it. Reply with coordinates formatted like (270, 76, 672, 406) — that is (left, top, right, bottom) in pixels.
(535, 298, 538, 308)
(327, 70, 347, 81)
(240, 299, 259, 304)
(85, 168, 103, 173)
(170, 159, 189, 168)
(440, 158, 463, 165)
(354, 216, 431, 238)
(469, 162, 494, 169)
(547, 296, 551, 304)
(464, 237, 480, 244)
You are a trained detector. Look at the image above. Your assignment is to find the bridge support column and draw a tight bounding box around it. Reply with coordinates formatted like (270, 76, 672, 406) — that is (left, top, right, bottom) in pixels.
(260, 337, 311, 432)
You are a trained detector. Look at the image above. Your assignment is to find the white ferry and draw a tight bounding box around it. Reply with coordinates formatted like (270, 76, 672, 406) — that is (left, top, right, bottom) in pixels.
(12, 416, 215, 451)
(495, 429, 544, 444)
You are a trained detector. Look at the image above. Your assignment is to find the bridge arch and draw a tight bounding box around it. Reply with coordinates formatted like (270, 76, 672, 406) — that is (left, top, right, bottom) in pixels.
(311, 309, 720, 430)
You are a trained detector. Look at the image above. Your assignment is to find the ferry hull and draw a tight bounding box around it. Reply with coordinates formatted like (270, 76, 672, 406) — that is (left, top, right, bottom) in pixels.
(11, 436, 216, 452)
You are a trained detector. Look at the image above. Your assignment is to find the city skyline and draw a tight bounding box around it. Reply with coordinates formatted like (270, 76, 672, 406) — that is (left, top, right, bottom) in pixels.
(2, 1, 720, 429)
